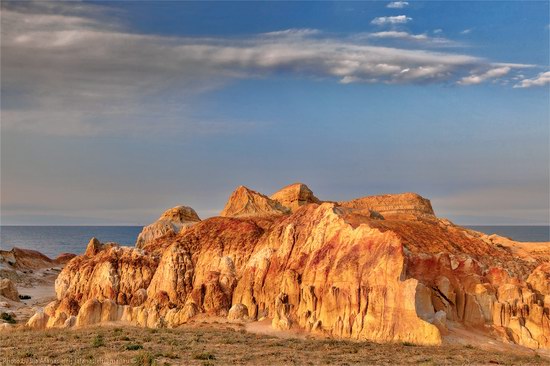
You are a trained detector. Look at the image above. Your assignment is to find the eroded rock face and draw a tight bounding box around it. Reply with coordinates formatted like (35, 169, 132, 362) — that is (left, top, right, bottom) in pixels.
(270, 183, 321, 211)
(339, 192, 435, 220)
(0, 279, 19, 302)
(136, 206, 201, 249)
(0, 248, 75, 269)
(220, 186, 290, 218)
(32, 184, 550, 351)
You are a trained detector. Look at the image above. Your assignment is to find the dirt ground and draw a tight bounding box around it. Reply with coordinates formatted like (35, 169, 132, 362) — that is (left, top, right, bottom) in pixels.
(0, 322, 547, 366)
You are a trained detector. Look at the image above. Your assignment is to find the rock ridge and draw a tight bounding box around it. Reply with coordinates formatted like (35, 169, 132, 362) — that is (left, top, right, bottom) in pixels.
(25, 183, 550, 352)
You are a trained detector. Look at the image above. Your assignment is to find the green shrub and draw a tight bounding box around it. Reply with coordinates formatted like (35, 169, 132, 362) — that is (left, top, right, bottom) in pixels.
(126, 344, 144, 351)
(0, 312, 16, 324)
(92, 334, 105, 348)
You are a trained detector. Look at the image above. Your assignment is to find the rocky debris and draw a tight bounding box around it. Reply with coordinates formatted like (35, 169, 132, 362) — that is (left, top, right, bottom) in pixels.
(270, 183, 321, 211)
(339, 192, 435, 220)
(26, 310, 48, 330)
(0, 279, 19, 302)
(228, 303, 249, 321)
(136, 206, 201, 249)
(27, 183, 550, 352)
(220, 186, 290, 218)
(0, 247, 76, 326)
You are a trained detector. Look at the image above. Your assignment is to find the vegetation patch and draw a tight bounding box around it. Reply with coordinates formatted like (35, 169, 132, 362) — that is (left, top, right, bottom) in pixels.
(92, 334, 105, 348)
(133, 351, 156, 366)
(1, 312, 16, 324)
(126, 344, 144, 351)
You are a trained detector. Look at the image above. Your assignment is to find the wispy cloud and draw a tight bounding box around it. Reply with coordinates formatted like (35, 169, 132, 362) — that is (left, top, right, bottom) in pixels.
(371, 15, 412, 26)
(365, 31, 459, 47)
(387, 1, 409, 9)
(0, 2, 538, 136)
(368, 31, 428, 41)
(460, 28, 473, 35)
(262, 28, 320, 37)
(513, 71, 550, 88)
(458, 67, 512, 85)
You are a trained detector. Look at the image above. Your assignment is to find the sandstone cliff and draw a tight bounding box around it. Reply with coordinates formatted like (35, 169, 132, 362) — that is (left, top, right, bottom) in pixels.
(29, 185, 550, 351)
(339, 192, 435, 220)
(220, 186, 290, 218)
(0, 248, 75, 270)
(271, 183, 321, 211)
(136, 206, 200, 249)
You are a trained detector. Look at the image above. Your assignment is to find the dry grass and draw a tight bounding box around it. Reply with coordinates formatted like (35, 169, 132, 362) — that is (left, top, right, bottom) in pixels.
(0, 323, 546, 365)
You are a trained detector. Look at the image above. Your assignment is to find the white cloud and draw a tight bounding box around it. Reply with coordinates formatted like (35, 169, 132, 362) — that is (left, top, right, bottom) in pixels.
(433, 29, 443, 34)
(368, 31, 427, 41)
(0, 2, 535, 136)
(460, 28, 473, 35)
(365, 31, 459, 47)
(513, 71, 550, 88)
(262, 28, 320, 37)
(371, 15, 412, 26)
(458, 67, 512, 85)
(387, 1, 409, 8)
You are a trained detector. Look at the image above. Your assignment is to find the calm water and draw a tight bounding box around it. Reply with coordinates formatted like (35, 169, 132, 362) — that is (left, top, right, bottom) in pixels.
(0, 226, 143, 258)
(466, 226, 549, 243)
(0, 225, 548, 259)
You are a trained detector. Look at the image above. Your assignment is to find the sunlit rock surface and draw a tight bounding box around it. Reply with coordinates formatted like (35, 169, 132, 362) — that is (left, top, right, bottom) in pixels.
(270, 182, 321, 211)
(30, 184, 550, 350)
(136, 206, 201, 249)
(221, 185, 290, 218)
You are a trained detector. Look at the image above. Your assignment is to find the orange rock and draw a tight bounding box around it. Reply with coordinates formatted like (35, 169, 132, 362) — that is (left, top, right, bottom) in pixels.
(220, 185, 290, 218)
(270, 183, 320, 211)
(0, 279, 19, 302)
(33, 184, 550, 351)
(136, 206, 200, 249)
(339, 192, 435, 220)
(1, 247, 73, 269)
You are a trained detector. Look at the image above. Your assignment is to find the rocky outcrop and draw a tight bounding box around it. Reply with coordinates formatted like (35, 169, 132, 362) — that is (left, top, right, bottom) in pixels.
(271, 183, 321, 211)
(0, 248, 75, 270)
(136, 206, 200, 249)
(339, 192, 435, 220)
(0, 279, 19, 302)
(85, 237, 119, 257)
(220, 186, 290, 218)
(31, 184, 550, 351)
(228, 303, 249, 321)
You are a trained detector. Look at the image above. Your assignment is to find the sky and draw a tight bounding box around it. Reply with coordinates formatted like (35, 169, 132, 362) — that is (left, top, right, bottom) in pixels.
(1, 0, 549, 226)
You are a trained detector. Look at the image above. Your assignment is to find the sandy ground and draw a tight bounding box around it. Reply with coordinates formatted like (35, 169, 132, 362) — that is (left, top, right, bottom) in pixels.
(0, 263, 60, 324)
(1, 322, 548, 366)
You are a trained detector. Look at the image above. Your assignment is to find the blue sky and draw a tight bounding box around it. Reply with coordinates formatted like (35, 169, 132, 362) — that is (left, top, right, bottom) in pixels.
(1, 1, 549, 225)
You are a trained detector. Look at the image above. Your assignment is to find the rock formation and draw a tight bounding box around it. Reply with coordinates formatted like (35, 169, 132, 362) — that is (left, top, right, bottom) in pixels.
(220, 185, 290, 218)
(270, 183, 321, 211)
(28, 184, 550, 351)
(339, 192, 435, 220)
(1, 247, 76, 327)
(136, 206, 201, 249)
(0, 248, 75, 270)
(0, 278, 19, 302)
